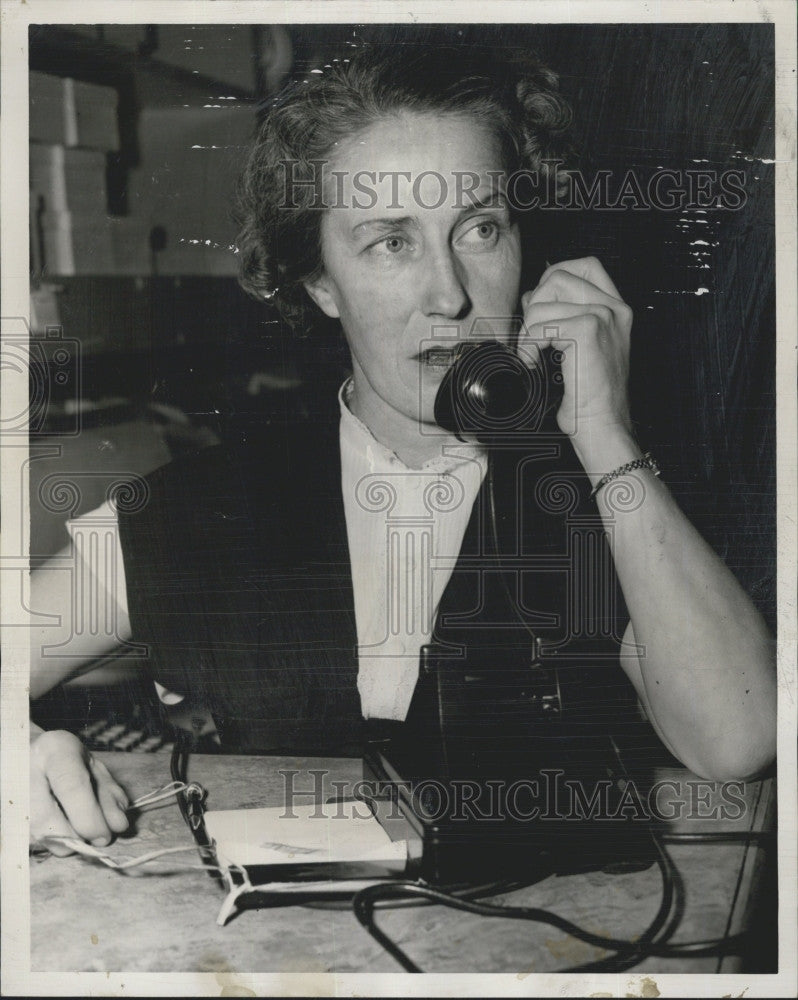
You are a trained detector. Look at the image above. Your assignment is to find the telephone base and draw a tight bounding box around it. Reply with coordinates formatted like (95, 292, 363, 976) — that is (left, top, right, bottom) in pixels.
(363, 734, 658, 886)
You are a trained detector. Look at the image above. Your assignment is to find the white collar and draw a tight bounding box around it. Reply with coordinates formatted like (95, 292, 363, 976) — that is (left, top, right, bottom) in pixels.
(337, 376, 487, 475)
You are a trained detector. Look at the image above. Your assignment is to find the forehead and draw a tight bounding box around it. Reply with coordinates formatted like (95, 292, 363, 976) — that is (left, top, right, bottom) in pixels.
(323, 111, 506, 218)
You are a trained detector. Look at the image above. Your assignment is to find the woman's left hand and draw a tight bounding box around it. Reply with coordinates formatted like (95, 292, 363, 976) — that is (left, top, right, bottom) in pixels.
(519, 257, 634, 443)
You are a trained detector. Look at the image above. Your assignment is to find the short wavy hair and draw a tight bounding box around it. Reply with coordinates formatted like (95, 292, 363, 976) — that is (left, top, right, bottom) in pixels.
(236, 42, 573, 334)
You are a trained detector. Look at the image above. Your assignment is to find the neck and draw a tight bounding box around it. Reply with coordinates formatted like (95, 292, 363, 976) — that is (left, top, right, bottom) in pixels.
(348, 374, 467, 469)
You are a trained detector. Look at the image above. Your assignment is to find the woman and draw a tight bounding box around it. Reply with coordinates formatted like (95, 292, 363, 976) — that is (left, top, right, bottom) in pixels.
(30, 42, 775, 853)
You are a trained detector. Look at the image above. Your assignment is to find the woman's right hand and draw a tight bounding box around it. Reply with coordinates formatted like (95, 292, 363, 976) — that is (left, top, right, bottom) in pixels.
(30, 728, 130, 856)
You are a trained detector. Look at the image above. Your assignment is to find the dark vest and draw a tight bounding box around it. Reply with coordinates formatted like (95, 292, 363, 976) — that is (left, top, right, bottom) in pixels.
(118, 417, 633, 754)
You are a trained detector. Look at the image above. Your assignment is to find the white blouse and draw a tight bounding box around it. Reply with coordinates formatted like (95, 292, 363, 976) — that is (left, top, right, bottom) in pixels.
(338, 378, 487, 720)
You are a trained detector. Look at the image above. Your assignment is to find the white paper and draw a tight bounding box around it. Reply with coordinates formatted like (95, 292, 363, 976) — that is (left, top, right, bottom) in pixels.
(204, 801, 408, 868)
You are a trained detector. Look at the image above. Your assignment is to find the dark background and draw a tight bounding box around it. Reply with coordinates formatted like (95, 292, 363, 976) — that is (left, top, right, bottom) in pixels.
(29, 22, 776, 630)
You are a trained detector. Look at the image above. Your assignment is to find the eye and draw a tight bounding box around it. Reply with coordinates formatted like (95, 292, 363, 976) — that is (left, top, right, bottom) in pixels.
(456, 219, 501, 251)
(383, 236, 406, 253)
(368, 234, 409, 256)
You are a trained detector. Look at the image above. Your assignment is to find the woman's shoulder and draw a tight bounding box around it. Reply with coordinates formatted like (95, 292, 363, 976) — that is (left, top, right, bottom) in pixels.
(118, 418, 342, 548)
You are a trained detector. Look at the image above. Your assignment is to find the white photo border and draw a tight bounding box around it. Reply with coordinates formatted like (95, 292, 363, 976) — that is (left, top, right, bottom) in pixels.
(2, 1, 795, 996)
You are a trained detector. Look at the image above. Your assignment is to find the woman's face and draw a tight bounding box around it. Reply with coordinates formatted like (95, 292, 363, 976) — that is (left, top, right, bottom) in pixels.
(305, 111, 522, 462)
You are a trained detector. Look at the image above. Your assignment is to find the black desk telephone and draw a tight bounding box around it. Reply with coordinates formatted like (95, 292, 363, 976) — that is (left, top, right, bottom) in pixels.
(348, 347, 657, 884)
(362, 645, 655, 886)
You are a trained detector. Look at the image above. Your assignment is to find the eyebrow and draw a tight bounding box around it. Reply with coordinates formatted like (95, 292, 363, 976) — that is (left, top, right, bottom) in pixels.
(350, 194, 509, 237)
(456, 190, 509, 214)
(351, 216, 416, 236)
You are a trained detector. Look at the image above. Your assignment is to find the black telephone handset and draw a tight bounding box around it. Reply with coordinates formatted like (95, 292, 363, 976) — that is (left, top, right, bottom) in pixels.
(433, 340, 557, 444)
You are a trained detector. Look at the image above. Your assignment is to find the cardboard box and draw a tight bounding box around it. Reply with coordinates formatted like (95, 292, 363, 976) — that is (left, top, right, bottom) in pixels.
(40, 209, 115, 275)
(29, 71, 69, 144)
(67, 78, 119, 151)
(28, 73, 119, 150)
(30, 143, 108, 215)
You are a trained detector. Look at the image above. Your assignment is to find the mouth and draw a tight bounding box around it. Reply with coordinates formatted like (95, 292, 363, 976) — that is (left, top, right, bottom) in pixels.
(414, 347, 459, 369)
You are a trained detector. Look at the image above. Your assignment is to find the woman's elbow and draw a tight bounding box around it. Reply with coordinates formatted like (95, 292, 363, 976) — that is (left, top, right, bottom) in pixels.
(685, 721, 776, 782)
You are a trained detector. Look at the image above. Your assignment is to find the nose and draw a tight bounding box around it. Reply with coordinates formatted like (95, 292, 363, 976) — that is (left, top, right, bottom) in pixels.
(421, 249, 471, 320)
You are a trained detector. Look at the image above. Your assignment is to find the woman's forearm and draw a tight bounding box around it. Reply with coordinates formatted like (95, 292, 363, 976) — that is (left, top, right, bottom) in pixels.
(30, 548, 132, 701)
(573, 425, 776, 780)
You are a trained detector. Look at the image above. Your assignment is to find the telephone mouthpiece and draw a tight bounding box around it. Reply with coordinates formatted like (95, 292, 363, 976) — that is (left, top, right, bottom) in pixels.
(433, 340, 543, 443)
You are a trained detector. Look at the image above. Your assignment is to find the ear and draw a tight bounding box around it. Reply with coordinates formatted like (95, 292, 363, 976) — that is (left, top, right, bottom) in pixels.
(303, 272, 340, 319)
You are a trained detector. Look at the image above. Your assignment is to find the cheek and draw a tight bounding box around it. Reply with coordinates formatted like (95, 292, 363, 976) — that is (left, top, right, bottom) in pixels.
(468, 255, 521, 313)
(338, 269, 418, 340)
(494, 235, 523, 295)
(467, 232, 522, 297)
(335, 288, 410, 374)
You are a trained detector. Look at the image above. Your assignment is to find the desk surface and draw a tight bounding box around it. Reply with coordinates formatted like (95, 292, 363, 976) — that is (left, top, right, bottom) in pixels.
(31, 752, 774, 975)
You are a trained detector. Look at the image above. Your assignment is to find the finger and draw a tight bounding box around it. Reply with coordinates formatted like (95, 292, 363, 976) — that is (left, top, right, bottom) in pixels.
(519, 300, 616, 337)
(514, 337, 543, 371)
(538, 256, 622, 299)
(524, 270, 630, 320)
(30, 766, 80, 856)
(524, 312, 616, 353)
(90, 756, 131, 834)
(46, 750, 113, 847)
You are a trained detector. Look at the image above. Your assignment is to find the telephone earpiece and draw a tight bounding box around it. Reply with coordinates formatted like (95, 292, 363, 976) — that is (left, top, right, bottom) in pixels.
(433, 340, 548, 443)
